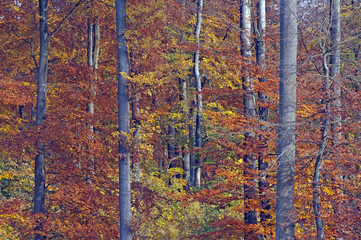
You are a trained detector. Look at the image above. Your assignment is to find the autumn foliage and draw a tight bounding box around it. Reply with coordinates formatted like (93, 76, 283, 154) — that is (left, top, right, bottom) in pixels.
(1, 0, 361, 239)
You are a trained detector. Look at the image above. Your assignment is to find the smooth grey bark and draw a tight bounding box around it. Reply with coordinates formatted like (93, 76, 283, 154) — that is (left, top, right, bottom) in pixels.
(330, 0, 341, 144)
(241, 0, 257, 237)
(34, 1, 49, 239)
(86, 14, 100, 183)
(87, 16, 100, 132)
(115, 0, 131, 239)
(179, 77, 190, 182)
(255, 0, 271, 233)
(193, 0, 203, 188)
(276, 0, 297, 239)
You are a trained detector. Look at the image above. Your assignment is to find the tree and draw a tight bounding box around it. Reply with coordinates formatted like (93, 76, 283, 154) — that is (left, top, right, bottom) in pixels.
(276, 0, 298, 239)
(33, 1, 85, 238)
(240, 0, 257, 238)
(34, 1, 49, 238)
(255, 0, 271, 235)
(193, 0, 203, 188)
(115, 0, 131, 239)
(330, 0, 341, 144)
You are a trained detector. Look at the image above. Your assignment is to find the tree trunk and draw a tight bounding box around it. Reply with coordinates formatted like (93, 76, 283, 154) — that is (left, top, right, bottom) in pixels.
(34, 1, 49, 239)
(276, 0, 297, 239)
(88, 16, 100, 131)
(193, 0, 203, 188)
(330, 0, 341, 144)
(255, 0, 271, 235)
(115, 0, 131, 239)
(241, 0, 257, 238)
(312, 53, 331, 240)
(179, 77, 190, 182)
(86, 11, 100, 183)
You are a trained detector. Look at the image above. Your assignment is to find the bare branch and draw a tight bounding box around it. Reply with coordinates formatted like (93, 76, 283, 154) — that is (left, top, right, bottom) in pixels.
(49, 0, 86, 38)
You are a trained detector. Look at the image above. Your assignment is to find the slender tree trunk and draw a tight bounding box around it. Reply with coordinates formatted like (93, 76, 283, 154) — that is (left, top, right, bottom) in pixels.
(255, 0, 271, 235)
(179, 77, 190, 182)
(193, 0, 203, 188)
(34, 1, 49, 239)
(276, 0, 297, 239)
(90, 21, 100, 127)
(241, 0, 257, 237)
(313, 52, 331, 240)
(330, 0, 341, 144)
(189, 95, 195, 186)
(86, 12, 100, 183)
(88, 17, 100, 131)
(115, 0, 131, 239)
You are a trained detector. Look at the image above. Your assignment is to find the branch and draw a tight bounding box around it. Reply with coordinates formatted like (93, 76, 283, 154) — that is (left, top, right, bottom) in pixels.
(11, 24, 39, 70)
(166, 156, 184, 174)
(49, 0, 86, 38)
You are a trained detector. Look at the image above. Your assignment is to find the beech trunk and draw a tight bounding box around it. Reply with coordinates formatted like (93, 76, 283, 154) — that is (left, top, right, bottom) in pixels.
(115, 0, 131, 239)
(276, 0, 298, 239)
(193, 0, 203, 188)
(34, 1, 49, 239)
(241, 0, 257, 238)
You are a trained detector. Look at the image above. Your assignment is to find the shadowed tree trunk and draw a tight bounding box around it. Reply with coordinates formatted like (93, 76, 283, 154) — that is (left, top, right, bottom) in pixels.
(276, 0, 297, 239)
(34, 1, 49, 239)
(241, 0, 257, 238)
(34, 1, 85, 239)
(255, 0, 271, 236)
(116, 0, 131, 239)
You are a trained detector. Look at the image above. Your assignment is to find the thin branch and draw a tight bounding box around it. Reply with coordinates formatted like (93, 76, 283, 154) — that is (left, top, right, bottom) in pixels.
(11, 24, 39, 69)
(49, 0, 86, 38)
(166, 156, 184, 174)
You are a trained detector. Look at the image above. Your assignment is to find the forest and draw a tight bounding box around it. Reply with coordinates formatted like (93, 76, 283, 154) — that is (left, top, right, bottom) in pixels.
(0, 0, 361, 239)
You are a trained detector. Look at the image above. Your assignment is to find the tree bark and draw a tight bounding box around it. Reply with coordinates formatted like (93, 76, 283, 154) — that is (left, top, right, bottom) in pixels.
(87, 16, 100, 132)
(86, 10, 100, 183)
(276, 0, 297, 239)
(241, 0, 257, 237)
(255, 0, 271, 234)
(193, 0, 203, 188)
(34, 1, 49, 239)
(330, 0, 341, 144)
(179, 77, 190, 182)
(115, 0, 131, 239)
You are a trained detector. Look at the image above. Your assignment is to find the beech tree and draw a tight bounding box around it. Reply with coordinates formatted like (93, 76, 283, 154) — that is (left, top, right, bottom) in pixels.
(255, 0, 271, 235)
(115, 0, 131, 239)
(34, 1, 84, 238)
(330, 0, 341, 144)
(276, 0, 298, 239)
(193, 0, 203, 188)
(34, 1, 49, 238)
(240, 0, 257, 238)
(2, 0, 361, 239)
